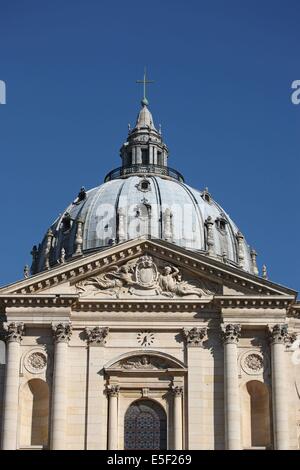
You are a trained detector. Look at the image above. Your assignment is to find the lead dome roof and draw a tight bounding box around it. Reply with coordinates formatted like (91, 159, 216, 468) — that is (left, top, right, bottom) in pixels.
(31, 99, 257, 276)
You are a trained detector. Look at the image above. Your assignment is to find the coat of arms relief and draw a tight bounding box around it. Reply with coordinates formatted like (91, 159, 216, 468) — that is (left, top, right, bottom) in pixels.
(75, 255, 221, 299)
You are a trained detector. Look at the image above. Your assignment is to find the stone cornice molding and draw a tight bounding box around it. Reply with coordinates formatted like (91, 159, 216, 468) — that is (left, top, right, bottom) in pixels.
(2, 321, 24, 343)
(0, 238, 295, 298)
(0, 295, 294, 314)
(85, 326, 109, 346)
(216, 296, 294, 309)
(52, 322, 72, 343)
(222, 323, 241, 344)
(183, 327, 207, 347)
(0, 294, 77, 308)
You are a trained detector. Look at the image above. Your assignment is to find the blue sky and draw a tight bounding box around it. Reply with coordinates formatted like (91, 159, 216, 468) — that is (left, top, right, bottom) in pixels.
(0, 0, 299, 291)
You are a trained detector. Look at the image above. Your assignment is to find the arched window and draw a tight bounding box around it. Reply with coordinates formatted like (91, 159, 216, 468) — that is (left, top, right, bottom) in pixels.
(242, 380, 272, 449)
(124, 399, 167, 450)
(19, 379, 50, 448)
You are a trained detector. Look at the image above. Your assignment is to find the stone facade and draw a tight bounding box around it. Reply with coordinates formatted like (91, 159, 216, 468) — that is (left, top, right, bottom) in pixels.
(0, 237, 299, 450)
(0, 95, 300, 450)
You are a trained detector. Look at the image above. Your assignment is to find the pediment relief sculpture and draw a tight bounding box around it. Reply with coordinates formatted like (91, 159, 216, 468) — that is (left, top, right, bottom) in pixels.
(75, 255, 221, 299)
(113, 355, 172, 370)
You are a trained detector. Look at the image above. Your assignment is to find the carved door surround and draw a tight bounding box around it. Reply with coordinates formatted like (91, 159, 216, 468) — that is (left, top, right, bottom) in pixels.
(104, 351, 186, 450)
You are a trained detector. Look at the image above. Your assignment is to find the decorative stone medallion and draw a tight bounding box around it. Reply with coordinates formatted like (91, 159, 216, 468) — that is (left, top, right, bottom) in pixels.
(241, 350, 264, 375)
(24, 349, 47, 374)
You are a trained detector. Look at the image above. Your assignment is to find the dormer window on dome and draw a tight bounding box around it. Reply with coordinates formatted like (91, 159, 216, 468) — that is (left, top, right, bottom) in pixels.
(62, 213, 72, 233)
(215, 215, 228, 232)
(201, 187, 212, 204)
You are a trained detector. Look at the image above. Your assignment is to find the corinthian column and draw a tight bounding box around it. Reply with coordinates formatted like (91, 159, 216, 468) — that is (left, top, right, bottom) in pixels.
(222, 323, 241, 450)
(172, 386, 183, 450)
(1, 322, 24, 450)
(270, 324, 289, 449)
(107, 385, 119, 450)
(183, 327, 207, 449)
(50, 322, 72, 450)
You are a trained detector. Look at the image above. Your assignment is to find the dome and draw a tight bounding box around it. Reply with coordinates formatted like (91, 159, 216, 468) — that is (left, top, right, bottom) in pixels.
(30, 100, 258, 276)
(31, 175, 255, 275)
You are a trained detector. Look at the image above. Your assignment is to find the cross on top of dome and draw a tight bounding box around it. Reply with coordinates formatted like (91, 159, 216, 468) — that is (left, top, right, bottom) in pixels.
(136, 67, 154, 107)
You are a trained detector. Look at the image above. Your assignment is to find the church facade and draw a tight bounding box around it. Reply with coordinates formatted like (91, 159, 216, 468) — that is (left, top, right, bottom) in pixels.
(0, 92, 299, 450)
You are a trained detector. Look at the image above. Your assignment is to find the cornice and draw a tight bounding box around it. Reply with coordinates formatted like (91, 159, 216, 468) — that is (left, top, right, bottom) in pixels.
(0, 294, 295, 312)
(0, 238, 297, 299)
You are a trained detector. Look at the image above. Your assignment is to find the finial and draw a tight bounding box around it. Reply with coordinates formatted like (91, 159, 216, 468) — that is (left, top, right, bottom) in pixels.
(136, 67, 154, 107)
(128, 123, 131, 132)
(24, 265, 30, 278)
(250, 248, 259, 276)
(159, 124, 162, 135)
(262, 264, 268, 279)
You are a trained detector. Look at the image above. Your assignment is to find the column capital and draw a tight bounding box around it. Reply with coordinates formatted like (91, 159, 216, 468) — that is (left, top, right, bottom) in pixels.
(221, 323, 241, 344)
(269, 324, 289, 345)
(52, 322, 72, 343)
(172, 385, 183, 396)
(2, 322, 24, 343)
(107, 385, 120, 398)
(85, 326, 109, 346)
(183, 327, 207, 347)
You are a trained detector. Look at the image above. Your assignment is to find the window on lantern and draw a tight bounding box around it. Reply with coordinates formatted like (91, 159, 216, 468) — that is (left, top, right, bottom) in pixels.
(141, 149, 149, 165)
(157, 151, 163, 166)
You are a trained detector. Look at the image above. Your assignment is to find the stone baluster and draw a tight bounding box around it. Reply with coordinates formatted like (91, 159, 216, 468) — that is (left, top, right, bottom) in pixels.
(250, 248, 259, 275)
(44, 229, 54, 270)
(74, 218, 84, 256)
(205, 216, 215, 256)
(236, 231, 244, 268)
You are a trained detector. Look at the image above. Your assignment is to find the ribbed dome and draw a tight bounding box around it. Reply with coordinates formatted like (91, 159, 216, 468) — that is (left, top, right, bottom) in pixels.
(32, 175, 255, 274)
(30, 98, 258, 276)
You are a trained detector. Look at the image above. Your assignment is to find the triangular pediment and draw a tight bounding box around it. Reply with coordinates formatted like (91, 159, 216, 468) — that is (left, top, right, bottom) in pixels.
(0, 238, 296, 305)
